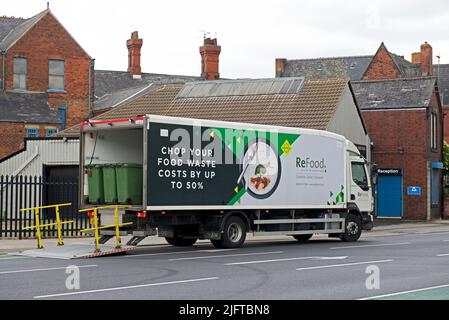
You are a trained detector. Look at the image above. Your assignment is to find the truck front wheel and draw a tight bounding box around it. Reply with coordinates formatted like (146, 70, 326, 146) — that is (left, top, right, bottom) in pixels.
(211, 216, 247, 249)
(165, 237, 198, 247)
(339, 214, 362, 242)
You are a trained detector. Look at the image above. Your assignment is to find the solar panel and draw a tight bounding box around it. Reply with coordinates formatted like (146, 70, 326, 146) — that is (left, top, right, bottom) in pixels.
(176, 77, 305, 99)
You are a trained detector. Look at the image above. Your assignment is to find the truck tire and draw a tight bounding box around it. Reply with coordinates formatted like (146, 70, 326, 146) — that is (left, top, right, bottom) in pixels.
(339, 214, 362, 242)
(211, 216, 247, 249)
(165, 237, 198, 247)
(293, 234, 313, 242)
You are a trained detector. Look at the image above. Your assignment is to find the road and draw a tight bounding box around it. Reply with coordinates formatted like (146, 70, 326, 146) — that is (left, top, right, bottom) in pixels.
(1, 232, 449, 300)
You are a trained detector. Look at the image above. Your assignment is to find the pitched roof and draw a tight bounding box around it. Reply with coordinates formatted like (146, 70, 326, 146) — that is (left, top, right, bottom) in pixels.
(351, 77, 436, 110)
(0, 16, 25, 43)
(389, 52, 421, 78)
(0, 92, 60, 124)
(60, 78, 354, 137)
(280, 43, 422, 81)
(435, 64, 449, 106)
(93, 70, 201, 112)
(0, 9, 48, 51)
(281, 56, 373, 80)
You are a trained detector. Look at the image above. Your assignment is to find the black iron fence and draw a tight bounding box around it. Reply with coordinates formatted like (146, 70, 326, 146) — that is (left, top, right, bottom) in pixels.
(0, 175, 89, 239)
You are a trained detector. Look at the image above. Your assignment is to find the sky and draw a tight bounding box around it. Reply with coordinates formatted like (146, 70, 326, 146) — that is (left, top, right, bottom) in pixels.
(3, 0, 449, 79)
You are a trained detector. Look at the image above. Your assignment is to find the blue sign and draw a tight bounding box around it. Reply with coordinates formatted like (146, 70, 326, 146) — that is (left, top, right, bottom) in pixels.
(407, 186, 421, 196)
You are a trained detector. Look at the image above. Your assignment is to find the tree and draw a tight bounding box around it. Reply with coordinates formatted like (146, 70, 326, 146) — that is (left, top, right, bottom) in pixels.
(444, 142, 449, 177)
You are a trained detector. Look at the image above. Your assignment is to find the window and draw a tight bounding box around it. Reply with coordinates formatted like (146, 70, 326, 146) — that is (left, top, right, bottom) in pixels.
(431, 112, 437, 150)
(351, 162, 368, 188)
(48, 60, 64, 91)
(58, 105, 66, 130)
(13, 57, 27, 90)
(25, 127, 39, 138)
(45, 127, 58, 137)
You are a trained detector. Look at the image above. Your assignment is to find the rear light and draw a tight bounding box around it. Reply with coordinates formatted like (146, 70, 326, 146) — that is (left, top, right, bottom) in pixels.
(136, 211, 147, 218)
(87, 211, 95, 218)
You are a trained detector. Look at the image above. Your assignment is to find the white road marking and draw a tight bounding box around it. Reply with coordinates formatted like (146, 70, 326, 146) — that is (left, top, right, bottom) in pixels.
(224, 256, 346, 266)
(330, 242, 411, 250)
(316, 256, 348, 260)
(296, 259, 393, 271)
(358, 284, 449, 300)
(0, 264, 97, 275)
(169, 251, 284, 261)
(437, 253, 449, 257)
(124, 249, 237, 258)
(34, 277, 219, 299)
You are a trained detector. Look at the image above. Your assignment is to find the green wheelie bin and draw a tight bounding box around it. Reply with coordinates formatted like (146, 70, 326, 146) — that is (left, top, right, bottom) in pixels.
(115, 163, 143, 205)
(102, 164, 118, 204)
(86, 164, 104, 204)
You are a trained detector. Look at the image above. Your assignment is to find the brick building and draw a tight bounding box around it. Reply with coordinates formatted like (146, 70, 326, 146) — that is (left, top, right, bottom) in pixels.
(0, 8, 93, 160)
(276, 42, 445, 220)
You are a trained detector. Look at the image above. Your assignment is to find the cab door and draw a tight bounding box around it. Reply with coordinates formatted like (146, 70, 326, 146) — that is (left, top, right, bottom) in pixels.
(350, 161, 373, 213)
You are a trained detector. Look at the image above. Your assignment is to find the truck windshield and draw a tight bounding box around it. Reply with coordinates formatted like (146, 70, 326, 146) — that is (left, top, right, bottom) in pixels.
(351, 162, 368, 187)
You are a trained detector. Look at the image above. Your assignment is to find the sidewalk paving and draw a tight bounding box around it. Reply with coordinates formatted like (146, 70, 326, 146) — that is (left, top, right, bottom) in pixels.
(1, 220, 448, 255)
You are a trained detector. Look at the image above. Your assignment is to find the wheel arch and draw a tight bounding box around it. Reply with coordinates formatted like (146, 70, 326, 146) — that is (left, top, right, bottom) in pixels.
(220, 211, 251, 232)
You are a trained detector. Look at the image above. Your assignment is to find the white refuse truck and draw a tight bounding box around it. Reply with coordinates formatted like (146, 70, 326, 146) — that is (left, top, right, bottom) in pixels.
(79, 115, 374, 248)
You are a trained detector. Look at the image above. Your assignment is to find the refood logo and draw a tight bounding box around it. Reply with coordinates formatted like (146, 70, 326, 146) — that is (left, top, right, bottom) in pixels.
(296, 157, 326, 169)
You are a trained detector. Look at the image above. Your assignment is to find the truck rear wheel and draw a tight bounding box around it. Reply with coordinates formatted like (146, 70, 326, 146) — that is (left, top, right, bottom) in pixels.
(211, 216, 247, 249)
(292, 234, 313, 242)
(339, 214, 362, 242)
(165, 237, 198, 247)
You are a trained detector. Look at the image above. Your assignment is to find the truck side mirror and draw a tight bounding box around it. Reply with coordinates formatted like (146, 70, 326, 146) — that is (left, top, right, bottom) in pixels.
(371, 164, 378, 185)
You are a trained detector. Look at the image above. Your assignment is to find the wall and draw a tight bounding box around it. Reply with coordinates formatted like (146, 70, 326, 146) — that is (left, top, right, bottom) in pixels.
(428, 91, 444, 219)
(0, 138, 79, 176)
(0, 123, 60, 161)
(327, 85, 371, 161)
(363, 46, 401, 80)
(4, 12, 92, 128)
(362, 108, 430, 220)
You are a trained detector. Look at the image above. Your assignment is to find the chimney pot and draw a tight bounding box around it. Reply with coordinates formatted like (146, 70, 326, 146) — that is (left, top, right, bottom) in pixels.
(127, 31, 143, 78)
(200, 38, 221, 80)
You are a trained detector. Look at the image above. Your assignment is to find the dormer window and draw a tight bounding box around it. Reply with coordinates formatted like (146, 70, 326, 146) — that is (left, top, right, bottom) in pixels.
(48, 60, 65, 91)
(13, 57, 27, 90)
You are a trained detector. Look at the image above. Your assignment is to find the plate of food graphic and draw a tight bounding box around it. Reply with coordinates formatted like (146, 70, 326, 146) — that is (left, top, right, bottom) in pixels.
(239, 139, 281, 199)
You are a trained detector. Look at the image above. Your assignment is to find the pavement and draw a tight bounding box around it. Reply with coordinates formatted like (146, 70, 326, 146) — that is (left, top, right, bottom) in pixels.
(1, 219, 449, 254)
(0, 220, 449, 300)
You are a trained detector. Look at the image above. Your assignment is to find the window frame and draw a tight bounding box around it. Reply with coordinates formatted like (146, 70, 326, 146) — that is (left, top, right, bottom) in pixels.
(351, 162, 369, 190)
(13, 57, 27, 90)
(58, 105, 67, 130)
(45, 127, 59, 137)
(25, 127, 39, 138)
(431, 112, 437, 151)
(48, 59, 65, 91)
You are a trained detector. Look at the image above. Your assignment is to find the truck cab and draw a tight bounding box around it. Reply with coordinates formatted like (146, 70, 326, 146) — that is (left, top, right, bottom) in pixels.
(347, 142, 374, 234)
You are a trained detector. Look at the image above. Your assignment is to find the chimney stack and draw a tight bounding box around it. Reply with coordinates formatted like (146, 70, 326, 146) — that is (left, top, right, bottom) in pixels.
(411, 52, 421, 65)
(420, 41, 433, 76)
(127, 31, 143, 79)
(200, 38, 221, 80)
(275, 58, 286, 77)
